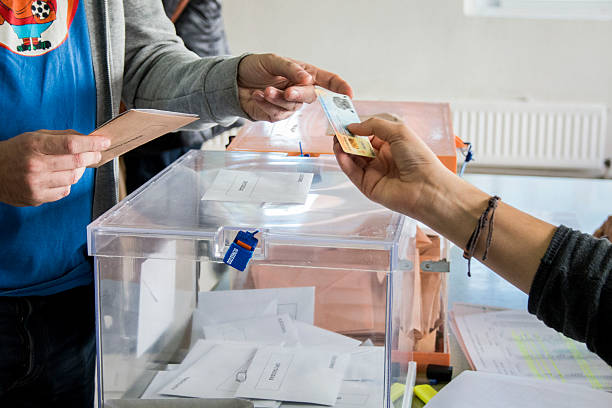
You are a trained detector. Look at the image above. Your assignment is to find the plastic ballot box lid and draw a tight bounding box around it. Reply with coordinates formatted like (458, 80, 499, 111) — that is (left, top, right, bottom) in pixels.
(228, 100, 457, 173)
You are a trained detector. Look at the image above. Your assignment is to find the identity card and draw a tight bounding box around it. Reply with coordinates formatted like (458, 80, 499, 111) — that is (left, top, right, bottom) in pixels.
(315, 87, 376, 158)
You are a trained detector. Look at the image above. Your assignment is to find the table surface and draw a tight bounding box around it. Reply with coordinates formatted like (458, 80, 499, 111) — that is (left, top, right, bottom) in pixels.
(407, 173, 612, 407)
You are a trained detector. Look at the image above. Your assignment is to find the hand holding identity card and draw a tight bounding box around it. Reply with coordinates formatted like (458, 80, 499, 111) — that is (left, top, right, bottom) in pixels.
(315, 87, 376, 158)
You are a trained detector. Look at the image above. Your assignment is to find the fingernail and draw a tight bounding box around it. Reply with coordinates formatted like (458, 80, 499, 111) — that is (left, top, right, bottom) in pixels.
(102, 139, 111, 148)
(288, 90, 299, 100)
(96, 152, 102, 162)
(298, 71, 311, 82)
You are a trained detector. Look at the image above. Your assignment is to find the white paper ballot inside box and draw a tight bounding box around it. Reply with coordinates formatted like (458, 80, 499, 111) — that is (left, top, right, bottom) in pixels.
(191, 298, 278, 346)
(202, 169, 314, 205)
(196, 287, 316, 324)
(279, 347, 385, 408)
(143, 340, 244, 399)
(202, 314, 299, 346)
(143, 341, 280, 407)
(160, 343, 260, 399)
(235, 346, 351, 406)
(294, 321, 361, 353)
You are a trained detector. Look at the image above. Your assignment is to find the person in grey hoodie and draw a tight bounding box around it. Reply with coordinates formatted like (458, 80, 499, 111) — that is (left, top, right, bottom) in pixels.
(122, 0, 241, 194)
(334, 118, 612, 367)
(0, 0, 352, 406)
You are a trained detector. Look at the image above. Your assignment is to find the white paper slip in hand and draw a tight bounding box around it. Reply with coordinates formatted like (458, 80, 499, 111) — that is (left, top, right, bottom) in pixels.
(235, 346, 351, 406)
(202, 169, 314, 205)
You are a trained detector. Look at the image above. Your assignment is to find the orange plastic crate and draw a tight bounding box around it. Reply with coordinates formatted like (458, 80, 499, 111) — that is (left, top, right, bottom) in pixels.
(229, 100, 457, 174)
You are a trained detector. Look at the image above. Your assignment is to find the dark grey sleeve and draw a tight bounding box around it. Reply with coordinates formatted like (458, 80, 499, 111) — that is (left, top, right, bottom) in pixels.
(528, 225, 612, 366)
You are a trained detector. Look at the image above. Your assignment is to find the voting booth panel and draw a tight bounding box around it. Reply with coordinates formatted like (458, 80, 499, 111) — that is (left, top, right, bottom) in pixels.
(88, 151, 445, 408)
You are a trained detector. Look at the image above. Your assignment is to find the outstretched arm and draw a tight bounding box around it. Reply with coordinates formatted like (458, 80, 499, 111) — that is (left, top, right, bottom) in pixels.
(334, 118, 612, 366)
(334, 118, 556, 293)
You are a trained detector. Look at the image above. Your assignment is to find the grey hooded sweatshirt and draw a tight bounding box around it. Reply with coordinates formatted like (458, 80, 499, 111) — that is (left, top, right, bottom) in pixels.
(85, 0, 246, 219)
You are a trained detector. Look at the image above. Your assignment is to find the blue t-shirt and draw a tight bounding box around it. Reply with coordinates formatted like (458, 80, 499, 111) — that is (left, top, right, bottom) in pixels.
(0, 0, 97, 296)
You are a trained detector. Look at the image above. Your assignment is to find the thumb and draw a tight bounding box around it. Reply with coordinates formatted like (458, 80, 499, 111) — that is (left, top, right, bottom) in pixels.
(263, 54, 312, 85)
(347, 118, 407, 144)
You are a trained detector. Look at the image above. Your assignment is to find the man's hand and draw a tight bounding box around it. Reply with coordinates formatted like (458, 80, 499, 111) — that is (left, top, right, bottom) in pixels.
(333, 118, 449, 217)
(237, 53, 353, 122)
(594, 216, 612, 240)
(0, 130, 110, 207)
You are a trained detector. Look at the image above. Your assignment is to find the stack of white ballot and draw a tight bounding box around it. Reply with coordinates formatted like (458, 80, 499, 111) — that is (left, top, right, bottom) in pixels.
(141, 288, 385, 407)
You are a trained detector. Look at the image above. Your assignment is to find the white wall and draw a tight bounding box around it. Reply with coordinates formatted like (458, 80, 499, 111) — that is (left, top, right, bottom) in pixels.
(223, 0, 612, 161)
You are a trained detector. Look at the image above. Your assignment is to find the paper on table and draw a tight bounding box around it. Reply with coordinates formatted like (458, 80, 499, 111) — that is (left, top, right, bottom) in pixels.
(90, 109, 199, 168)
(160, 343, 259, 399)
(191, 298, 277, 346)
(202, 314, 299, 346)
(235, 346, 350, 406)
(201, 169, 313, 204)
(425, 371, 612, 408)
(294, 321, 361, 352)
(454, 309, 612, 391)
(449, 303, 508, 370)
(197, 287, 315, 325)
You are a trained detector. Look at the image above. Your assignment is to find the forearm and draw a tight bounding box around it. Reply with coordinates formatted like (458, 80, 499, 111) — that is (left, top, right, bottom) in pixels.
(122, 0, 247, 127)
(413, 169, 557, 293)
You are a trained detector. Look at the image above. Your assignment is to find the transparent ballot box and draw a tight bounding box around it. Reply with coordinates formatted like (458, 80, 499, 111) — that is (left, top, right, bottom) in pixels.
(228, 100, 454, 368)
(89, 151, 447, 407)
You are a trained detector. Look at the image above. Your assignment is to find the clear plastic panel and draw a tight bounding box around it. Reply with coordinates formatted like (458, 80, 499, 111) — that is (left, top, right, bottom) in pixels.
(91, 151, 420, 408)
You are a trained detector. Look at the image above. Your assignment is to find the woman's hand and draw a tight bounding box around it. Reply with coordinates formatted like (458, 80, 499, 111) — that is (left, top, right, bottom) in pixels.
(333, 117, 449, 218)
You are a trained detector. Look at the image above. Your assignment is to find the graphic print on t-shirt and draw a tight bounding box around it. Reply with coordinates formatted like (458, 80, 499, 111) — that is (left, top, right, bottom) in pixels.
(0, 0, 77, 55)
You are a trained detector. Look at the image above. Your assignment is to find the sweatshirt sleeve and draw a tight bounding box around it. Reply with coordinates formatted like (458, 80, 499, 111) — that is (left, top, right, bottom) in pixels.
(121, 0, 248, 129)
(528, 225, 612, 366)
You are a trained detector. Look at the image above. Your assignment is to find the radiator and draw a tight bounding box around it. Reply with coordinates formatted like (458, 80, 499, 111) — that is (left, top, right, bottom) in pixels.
(451, 102, 608, 170)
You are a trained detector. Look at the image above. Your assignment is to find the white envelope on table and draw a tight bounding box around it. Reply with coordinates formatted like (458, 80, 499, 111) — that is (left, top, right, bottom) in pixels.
(235, 346, 350, 406)
(202, 314, 299, 346)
